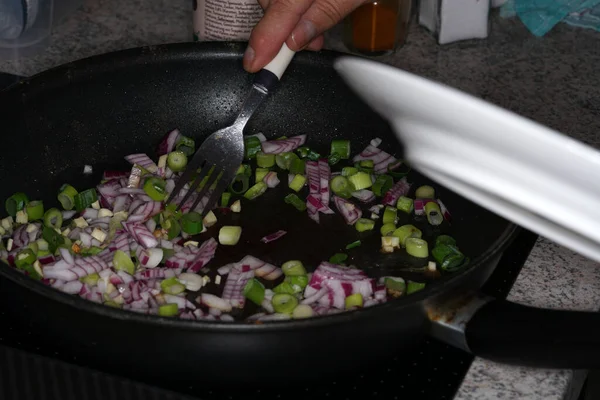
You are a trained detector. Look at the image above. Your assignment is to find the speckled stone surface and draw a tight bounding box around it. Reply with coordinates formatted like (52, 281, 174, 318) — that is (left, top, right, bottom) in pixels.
(2, 2, 600, 399)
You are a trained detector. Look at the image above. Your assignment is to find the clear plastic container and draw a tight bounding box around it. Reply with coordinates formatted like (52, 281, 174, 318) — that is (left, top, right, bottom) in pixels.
(0, 0, 83, 60)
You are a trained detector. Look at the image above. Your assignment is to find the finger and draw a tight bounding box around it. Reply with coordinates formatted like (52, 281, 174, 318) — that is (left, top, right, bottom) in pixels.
(244, 0, 313, 73)
(257, 0, 269, 10)
(305, 35, 325, 51)
(287, 0, 367, 51)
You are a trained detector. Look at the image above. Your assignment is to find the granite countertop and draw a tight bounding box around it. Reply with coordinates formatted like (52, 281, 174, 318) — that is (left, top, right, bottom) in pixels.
(2, 1, 600, 399)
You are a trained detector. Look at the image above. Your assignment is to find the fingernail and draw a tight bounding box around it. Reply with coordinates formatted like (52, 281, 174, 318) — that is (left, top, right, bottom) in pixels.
(243, 46, 255, 70)
(291, 20, 317, 50)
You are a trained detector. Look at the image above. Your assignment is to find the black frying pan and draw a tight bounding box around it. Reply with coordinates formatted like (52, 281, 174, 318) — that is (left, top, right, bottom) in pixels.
(0, 42, 598, 386)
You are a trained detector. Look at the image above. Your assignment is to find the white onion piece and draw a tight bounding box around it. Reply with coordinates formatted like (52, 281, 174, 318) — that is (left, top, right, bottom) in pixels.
(199, 293, 232, 312)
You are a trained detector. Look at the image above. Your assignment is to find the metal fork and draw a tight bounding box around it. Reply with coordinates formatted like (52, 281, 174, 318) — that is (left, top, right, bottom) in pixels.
(167, 45, 296, 215)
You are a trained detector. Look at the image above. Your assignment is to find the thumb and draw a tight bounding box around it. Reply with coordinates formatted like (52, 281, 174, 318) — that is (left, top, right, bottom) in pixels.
(244, 0, 314, 73)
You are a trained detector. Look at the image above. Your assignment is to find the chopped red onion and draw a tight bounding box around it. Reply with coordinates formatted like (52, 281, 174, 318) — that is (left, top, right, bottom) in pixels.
(351, 190, 376, 203)
(437, 199, 452, 222)
(217, 264, 233, 275)
(157, 129, 181, 156)
(318, 159, 332, 209)
(221, 264, 254, 308)
(122, 222, 158, 249)
(248, 132, 267, 142)
(382, 177, 411, 206)
(61, 280, 83, 294)
(103, 170, 129, 180)
(333, 196, 362, 225)
(125, 153, 158, 173)
(254, 263, 283, 280)
(353, 140, 398, 174)
(414, 198, 436, 216)
(112, 195, 132, 213)
(164, 294, 196, 310)
(61, 210, 77, 220)
(261, 134, 306, 154)
(199, 293, 232, 312)
(136, 247, 163, 268)
(263, 171, 280, 188)
(260, 230, 287, 243)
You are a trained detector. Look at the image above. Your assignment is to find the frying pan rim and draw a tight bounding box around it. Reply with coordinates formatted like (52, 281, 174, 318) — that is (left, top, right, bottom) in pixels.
(0, 41, 520, 331)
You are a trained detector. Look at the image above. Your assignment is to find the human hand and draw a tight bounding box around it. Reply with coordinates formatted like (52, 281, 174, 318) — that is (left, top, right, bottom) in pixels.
(243, 0, 367, 73)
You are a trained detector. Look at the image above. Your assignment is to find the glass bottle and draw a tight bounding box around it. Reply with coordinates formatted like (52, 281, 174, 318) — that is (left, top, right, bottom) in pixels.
(343, 0, 412, 56)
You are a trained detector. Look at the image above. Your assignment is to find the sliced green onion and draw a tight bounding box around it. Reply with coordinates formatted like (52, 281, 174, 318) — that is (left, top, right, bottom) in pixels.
(219, 226, 242, 245)
(113, 250, 136, 275)
(229, 174, 250, 195)
(272, 293, 299, 314)
(292, 304, 314, 319)
(221, 192, 232, 208)
(74, 189, 98, 212)
(330, 139, 351, 159)
(328, 153, 341, 166)
(167, 151, 188, 172)
(161, 277, 186, 295)
(5, 192, 29, 217)
(407, 281, 426, 294)
(244, 182, 268, 200)
(143, 177, 167, 201)
(27, 241, 39, 255)
(382, 206, 397, 224)
(284, 193, 307, 211)
(244, 136, 262, 159)
(345, 293, 363, 309)
(181, 212, 203, 235)
(163, 217, 181, 240)
(388, 162, 411, 178)
(273, 281, 297, 295)
(289, 175, 307, 192)
(346, 240, 361, 250)
(158, 303, 179, 317)
(25, 201, 44, 221)
(396, 196, 414, 214)
(342, 167, 358, 177)
(21, 264, 42, 280)
(176, 135, 195, 156)
(330, 176, 353, 198)
(43, 208, 63, 229)
(348, 172, 372, 191)
(256, 152, 275, 168)
(255, 168, 270, 183)
(15, 249, 36, 269)
(296, 146, 310, 158)
(415, 185, 435, 199)
(425, 202, 443, 226)
(392, 224, 422, 247)
(329, 253, 348, 264)
(162, 248, 175, 263)
(355, 218, 375, 232)
(81, 273, 100, 286)
(104, 301, 121, 308)
(358, 160, 374, 169)
(385, 277, 406, 296)
(306, 150, 321, 161)
(36, 239, 49, 252)
(58, 185, 77, 211)
(289, 158, 306, 175)
(436, 235, 457, 247)
(372, 175, 393, 197)
(282, 260, 306, 276)
(284, 275, 309, 290)
(432, 243, 466, 272)
(80, 246, 103, 256)
(243, 278, 266, 305)
(42, 226, 65, 254)
(237, 164, 252, 177)
(275, 152, 299, 170)
(380, 223, 396, 236)
(405, 237, 428, 258)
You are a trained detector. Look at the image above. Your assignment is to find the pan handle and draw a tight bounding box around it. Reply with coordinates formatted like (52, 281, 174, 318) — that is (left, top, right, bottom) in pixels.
(254, 44, 296, 92)
(428, 295, 600, 368)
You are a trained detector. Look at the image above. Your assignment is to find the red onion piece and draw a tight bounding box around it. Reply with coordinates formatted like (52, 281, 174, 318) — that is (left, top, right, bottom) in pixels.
(437, 199, 452, 222)
(112, 195, 132, 213)
(221, 265, 254, 308)
(353, 140, 398, 174)
(306, 161, 320, 195)
(61, 210, 77, 220)
(200, 293, 232, 312)
(248, 133, 267, 142)
(217, 264, 233, 275)
(261, 134, 306, 154)
(164, 294, 196, 310)
(125, 153, 158, 173)
(136, 247, 163, 269)
(263, 171, 280, 188)
(382, 177, 411, 206)
(351, 190, 376, 203)
(318, 159, 331, 209)
(414, 198, 436, 216)
(38, 255, 56, 265)
(186, 238, 218, 273)
(122, 222, 158, 249)
(157, 129, 181, 156)
(97, 180, 122, 200)
(254, 263, 282, 280)
(260, 230, 287, 244)
(333, 196, 362, 225)
(103, 170, 129, 181)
